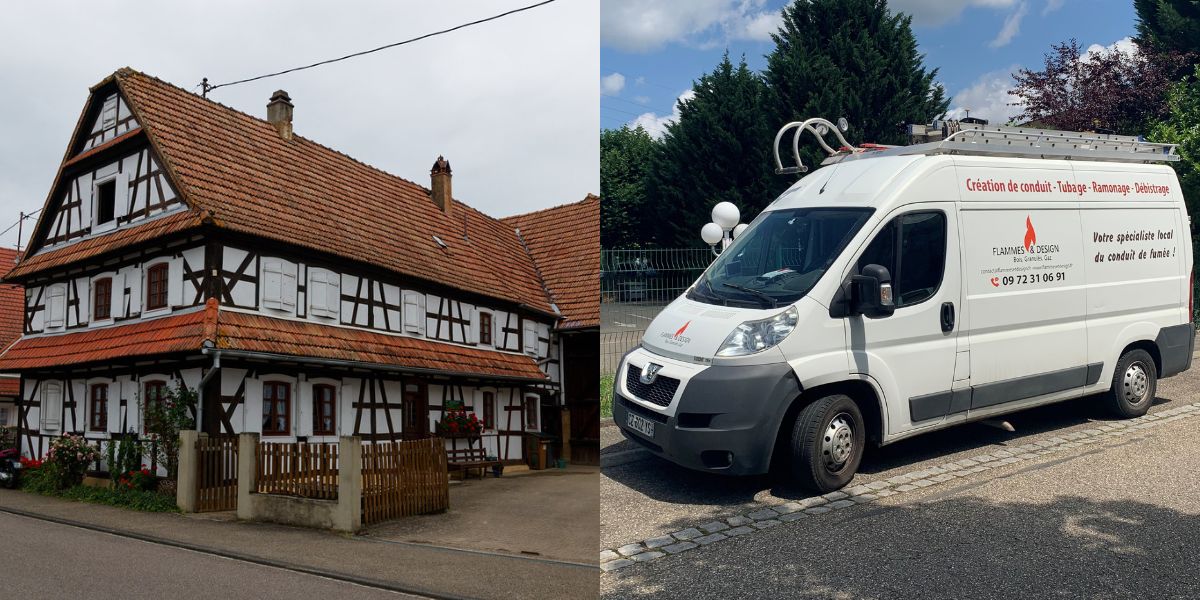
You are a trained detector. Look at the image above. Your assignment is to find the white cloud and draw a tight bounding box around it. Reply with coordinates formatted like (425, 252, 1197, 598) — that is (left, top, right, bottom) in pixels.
(1042, 0, 1066, 15)
(601, 72, 626, 95)
(630, 90, 696, 138)
(1084, 36, 1137, 58)
(601, 0, 782, 53)
(889, 0, 1019, 27)
(633, 95, 651, 104)
(989, 1, 1028, 48)
(634, 76, 646, 85)
(0, 0, 599, 247)
(944, 66, 1024, 125)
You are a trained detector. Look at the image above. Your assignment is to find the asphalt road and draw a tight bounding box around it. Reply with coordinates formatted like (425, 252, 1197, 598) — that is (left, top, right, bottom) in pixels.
(0, 511, 414, 600)
(602, 362, 1200, 598)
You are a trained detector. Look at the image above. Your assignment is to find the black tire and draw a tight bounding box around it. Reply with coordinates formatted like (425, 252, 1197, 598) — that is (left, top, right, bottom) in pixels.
(1106, 349, 1157, 418)
(789, 394, 865, 493)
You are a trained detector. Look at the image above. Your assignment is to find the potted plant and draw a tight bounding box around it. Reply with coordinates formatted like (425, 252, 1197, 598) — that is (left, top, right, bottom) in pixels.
(486, 455, 503, 477)
(435, 409, 483, 438)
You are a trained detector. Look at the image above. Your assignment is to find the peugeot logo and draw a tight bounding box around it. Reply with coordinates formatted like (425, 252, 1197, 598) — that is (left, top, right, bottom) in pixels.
(640, 363, 663, 385)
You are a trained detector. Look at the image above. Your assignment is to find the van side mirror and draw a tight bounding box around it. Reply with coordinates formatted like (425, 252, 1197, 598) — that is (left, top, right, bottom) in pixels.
(850, 264, 895, 318)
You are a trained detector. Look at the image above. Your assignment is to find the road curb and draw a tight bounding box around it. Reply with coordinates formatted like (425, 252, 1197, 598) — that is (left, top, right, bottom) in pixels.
(0, 504, 468, 600)
(600, 400, 1200, 573)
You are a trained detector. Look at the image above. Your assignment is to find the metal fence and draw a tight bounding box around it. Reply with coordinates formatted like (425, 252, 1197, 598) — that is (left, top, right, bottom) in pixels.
(601, 248, 713, 374)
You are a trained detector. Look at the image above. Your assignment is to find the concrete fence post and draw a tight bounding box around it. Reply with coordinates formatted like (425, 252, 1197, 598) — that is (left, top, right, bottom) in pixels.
(334, 436, 363, 532)
(235, 432, 259, 521)
(176, 430, 203, 512)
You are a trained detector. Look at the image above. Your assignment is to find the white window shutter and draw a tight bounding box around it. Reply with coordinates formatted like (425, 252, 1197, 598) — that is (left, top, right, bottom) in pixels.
(469, 308, 480, 344)
(309, 271, 328, 315)
(523, 320, 537, 355)
(404, 292, 426, 335)
(168, 259, 183, 307)
(46, 285, 65, 328)
(111, 272, 125, 319)
(262, 260, 282, 309)
(326, 273, 340, 318)
(282, 267, 297, 309)
(42, 383, 62, 429)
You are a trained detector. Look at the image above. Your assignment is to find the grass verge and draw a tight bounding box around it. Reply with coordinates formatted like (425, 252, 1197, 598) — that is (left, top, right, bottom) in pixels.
(601, 374, 614, 419)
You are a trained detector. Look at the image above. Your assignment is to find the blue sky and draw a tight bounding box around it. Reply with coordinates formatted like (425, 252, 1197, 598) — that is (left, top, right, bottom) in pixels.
(601, 0, 1138, 136)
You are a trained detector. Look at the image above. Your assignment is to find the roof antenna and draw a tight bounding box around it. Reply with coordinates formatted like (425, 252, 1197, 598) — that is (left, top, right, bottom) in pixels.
(200, 77, 212, 98)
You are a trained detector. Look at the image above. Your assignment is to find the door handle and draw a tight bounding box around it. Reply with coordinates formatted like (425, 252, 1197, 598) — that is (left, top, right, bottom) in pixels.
(940, 302, 955, 332)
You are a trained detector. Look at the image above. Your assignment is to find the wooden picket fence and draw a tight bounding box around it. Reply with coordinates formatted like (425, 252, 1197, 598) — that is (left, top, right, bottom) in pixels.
(255, 441, 339, 500)
(195, 436, 238, 512)
(361, 437, 449, 524)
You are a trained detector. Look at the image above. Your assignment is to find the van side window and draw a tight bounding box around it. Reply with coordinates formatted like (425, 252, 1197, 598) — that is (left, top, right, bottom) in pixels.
(857, 211, 946, 308)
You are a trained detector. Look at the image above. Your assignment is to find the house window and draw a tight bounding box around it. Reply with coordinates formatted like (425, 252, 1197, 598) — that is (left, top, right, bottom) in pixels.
(0, 407, 8, 426)
(313, 384, 336, 436)
(262, 382, 291, 436)
(146, 263, 169, 310)
(100, 97, 118, 129)
(308, 269, 340, 318)
(524, 396, 538, 431)
(41, 382, 62, 430)
(46, 284, 66, 328)
(143, 380, 167, 433)
(482, 391, 495, 430)
(95, 180, 116, 226)
(93, 277, 112, 321)
(89, 384, 108, 432)
(479, 312, 493, 346)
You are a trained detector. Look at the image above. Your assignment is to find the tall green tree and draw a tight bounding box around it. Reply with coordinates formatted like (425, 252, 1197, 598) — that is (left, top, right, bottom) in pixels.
(764, 0, 949, 174)
(648, 53, 781, 247)
(1136, 0, 1200, 57)
(1151, 66, 1200, 221)
(600, 125, 658, 248)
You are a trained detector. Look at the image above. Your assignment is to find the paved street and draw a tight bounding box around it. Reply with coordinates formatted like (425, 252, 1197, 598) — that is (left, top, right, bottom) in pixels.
(0, 511, 412, 599)
(602, 361, 1200, 598)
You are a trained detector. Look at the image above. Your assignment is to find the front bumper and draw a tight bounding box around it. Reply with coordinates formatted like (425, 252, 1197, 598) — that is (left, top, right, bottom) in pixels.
(613, 349, 801, 475)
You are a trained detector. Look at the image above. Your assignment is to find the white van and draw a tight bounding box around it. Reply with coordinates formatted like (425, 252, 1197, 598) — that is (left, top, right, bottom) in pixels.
(614, 118, 1194, 492)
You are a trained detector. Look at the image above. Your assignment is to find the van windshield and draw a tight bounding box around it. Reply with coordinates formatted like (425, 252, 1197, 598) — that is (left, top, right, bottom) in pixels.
(689, 207, 874, 308)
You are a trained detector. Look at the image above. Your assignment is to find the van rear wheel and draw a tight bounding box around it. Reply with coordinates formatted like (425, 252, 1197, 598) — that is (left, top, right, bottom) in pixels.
(1106, 349, 1157, 418)
(789, 394, 865, 493)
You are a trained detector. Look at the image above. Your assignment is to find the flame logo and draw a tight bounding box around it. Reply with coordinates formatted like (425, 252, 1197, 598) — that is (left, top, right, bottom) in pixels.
(674, 321, 692, 338)
(1023, 216, 1036, 251)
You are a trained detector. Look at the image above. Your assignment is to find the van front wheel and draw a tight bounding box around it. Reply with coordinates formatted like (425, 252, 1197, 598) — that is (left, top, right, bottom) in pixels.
(789, 394, 865, 493)
(1106, 349, 1157, 418)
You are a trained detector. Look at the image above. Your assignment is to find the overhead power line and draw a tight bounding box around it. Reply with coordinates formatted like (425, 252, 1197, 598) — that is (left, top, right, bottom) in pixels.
(202, 0, 558, 95)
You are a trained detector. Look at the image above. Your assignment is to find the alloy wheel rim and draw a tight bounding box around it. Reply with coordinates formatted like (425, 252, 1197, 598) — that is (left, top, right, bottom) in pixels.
(822, 412, 855, 470)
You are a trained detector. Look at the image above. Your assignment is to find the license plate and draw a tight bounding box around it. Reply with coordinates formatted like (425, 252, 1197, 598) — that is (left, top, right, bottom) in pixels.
(627, 412, 656, 438)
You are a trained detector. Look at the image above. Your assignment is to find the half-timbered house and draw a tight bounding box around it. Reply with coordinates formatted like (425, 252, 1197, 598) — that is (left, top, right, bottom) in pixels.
(0, 69, 598, 469)
(0, 248, 20, 428)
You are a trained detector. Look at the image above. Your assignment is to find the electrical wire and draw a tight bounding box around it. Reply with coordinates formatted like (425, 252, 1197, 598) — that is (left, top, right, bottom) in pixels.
(0, 209, 40, 239)
(203, 0, 558, 94)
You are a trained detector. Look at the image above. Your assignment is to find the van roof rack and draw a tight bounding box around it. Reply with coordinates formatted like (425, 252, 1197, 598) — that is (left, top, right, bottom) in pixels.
(774, 118, 1179, 175)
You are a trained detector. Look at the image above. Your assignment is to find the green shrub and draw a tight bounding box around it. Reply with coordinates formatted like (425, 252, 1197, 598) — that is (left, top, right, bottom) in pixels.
(58, 486, 178, 512)
(601, 374, 614, 419)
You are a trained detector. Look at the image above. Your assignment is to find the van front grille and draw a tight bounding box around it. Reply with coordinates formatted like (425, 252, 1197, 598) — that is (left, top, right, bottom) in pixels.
(625, 364, 680, 408)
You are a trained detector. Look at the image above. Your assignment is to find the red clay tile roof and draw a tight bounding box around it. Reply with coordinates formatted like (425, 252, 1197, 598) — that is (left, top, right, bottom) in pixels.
(216, 310, 547, 381)
(0, 299, 546, 381)
(6, 210, 205, 280)
(0, 248, 24, 351)
(0, 307, 209, 371)
(105, 69, 552, 314)
(0, 377, 17, 398)
(502, 196, 600, 329)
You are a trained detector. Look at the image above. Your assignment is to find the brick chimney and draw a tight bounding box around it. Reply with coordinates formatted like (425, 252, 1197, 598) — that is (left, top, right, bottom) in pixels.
(266, 90, 293, 140)
(430, 156, 452, 215)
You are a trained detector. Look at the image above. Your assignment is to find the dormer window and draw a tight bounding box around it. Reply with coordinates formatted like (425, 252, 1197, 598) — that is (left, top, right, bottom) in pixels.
(95, 180, 116, 226)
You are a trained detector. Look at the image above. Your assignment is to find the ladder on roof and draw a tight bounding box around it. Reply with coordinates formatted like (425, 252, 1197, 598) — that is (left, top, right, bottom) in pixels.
(773, 118, 1180, 176)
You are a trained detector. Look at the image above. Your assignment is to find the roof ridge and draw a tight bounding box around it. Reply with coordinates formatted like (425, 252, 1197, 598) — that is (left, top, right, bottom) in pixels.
(500, 193, 599, 223)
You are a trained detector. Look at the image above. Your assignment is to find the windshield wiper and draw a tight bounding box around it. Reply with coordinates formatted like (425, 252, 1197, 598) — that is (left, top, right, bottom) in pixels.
(690, 278, 728, 305)
(722, 283, 778, 308)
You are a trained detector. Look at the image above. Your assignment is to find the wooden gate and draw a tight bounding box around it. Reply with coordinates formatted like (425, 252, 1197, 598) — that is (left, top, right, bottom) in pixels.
(361, 437, 449, 524)
(196, 435, 238, 512)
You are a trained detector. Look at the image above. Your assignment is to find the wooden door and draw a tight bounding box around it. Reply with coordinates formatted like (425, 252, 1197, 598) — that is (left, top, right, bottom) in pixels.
(402, 380, 429, 440)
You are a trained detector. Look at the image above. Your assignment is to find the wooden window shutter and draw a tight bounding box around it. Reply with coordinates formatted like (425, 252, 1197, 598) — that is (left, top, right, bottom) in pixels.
(168, 259, 183, 307)
(404, 292, 426, 335)
(523, 320, 537, 355)
(42, 382, 62, 429)
(282, 266, 297, 310)
(309, 269, 340, 318)
(46, 285, 66, 328)
(262, 259, 283, 309)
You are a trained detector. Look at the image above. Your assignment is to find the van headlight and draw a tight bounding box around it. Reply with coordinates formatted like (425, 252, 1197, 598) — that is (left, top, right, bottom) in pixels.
(716, 306, 799, 357)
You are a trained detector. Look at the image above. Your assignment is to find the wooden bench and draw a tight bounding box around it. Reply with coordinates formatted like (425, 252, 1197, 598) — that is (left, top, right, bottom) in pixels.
(447, 447, 502, 479)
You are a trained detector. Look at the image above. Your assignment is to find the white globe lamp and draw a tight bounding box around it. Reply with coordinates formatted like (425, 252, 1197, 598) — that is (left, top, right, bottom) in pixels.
(701, 222, 724, 246)
(711, 202, 740, 231)
(732, 223, 749, 239)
